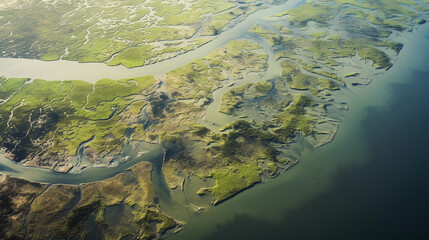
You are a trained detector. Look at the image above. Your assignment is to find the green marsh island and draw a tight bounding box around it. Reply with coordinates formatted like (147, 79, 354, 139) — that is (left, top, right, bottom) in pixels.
(0, 0, 428, 239)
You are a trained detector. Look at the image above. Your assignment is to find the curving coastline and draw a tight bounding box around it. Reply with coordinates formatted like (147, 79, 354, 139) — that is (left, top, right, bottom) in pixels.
(0, 0, 306, 82)
(0, 0, 428, 239)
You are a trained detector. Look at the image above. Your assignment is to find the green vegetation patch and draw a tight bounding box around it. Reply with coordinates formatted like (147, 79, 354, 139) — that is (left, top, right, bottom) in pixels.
(249, 24, 284, 46)
(27, 185, 80, 239)
(275, 95, 316, 139)
(128, 100, 147, 114)
(86, 76, 155, 109)
(220, 81, 273, 115)
(107, 45, 154, 68)
(0, 76, 155, 162)
(0, 0, 244, 66)
(276, 3, 339, 27)
(275, 36, 393, 70)
(210, 163, 261, 204)
(333, 0, 418, 20)
(344, 72, 360, 78)
(136, 210, 176, 237)
(368, 0, 418, 19)
(251, 81, 274, 98)
(273, 24, 292, 34)
(167, 59, 224, 100)
(220, 83, 251, 115)
(342, 19, 392, 38)
(203, 6, 252, 36)
(341, 1, 416, 31)
(167, 40, 268, 100)
(280, 60, 339, 92)
(0, 78, 28, 100)
(203, 40, 268, 79)
(343, 8, 367, 20)
(311, 31, 329, 39)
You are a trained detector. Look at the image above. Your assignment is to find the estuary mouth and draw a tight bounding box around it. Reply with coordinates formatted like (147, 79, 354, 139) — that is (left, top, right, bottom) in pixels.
(1, 0, 428, 239)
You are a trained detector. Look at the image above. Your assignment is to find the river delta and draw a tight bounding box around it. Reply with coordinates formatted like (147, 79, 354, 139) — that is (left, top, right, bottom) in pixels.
(0, 0, 428, 239)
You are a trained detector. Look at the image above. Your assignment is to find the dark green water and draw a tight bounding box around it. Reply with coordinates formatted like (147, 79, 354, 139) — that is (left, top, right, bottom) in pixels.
(171, 24, 429, 240)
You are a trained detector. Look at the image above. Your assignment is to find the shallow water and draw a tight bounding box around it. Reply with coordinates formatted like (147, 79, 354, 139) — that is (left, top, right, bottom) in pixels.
(0, 0, 307, 185)
(169, 23, 429, 240)
(0, 1, 428, 239)
(0, 142, 163, 184)
(0, 0, 305, 82)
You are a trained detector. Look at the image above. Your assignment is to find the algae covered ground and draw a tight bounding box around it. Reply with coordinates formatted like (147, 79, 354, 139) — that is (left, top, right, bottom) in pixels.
(0, 162, 177, 239)
(0, 0, 428, 239)
(0, 0, 276, 67)
(0, 76, 156, 170)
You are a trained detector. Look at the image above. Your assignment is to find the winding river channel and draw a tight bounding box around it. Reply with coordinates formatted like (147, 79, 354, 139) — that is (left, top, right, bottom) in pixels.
(0, 0, 306, 82)
(1, 0, 428, 238)
(171, 23, 429, 239)
(0, 0, 306, 183)
(0, 143, 163, 184)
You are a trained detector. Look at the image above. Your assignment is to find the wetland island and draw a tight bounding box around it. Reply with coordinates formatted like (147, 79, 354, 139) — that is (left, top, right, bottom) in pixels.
(0, 0, 428, 239)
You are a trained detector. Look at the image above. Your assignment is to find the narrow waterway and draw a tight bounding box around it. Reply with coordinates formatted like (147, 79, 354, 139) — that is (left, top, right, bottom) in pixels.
(0, 0, 306, 185)
(0, 1, 428, 238)
(169, 23, 429, 240)
(0, 0, 306, 82)
(202, 34, 280, 128)
(0, 142, 163, 184)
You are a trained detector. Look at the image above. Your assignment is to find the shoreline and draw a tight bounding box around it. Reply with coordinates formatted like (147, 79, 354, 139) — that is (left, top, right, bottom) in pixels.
(0, 0, 306, 83)
(1, 1, 428, 238)
(170, 18, 429, 240)
(0, 142, 164, 185)
(0, 21, 422, 193)
(163, 11, 429, 222)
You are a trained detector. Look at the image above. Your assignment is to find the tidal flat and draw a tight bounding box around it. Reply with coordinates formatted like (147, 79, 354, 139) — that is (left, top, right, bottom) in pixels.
(171, 21, 429, 240)
(0, 0, 428, 239)
(0, 0, 267, 67)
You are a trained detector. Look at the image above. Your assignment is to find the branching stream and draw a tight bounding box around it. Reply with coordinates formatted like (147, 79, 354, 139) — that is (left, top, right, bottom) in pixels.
(0, 0, 306, 184)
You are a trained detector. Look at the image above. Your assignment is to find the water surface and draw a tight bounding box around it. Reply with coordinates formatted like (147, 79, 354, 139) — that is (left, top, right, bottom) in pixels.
(170, 23, 429, 240)
(0, 0, 305, 82)
(0, 142, 163, 184)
